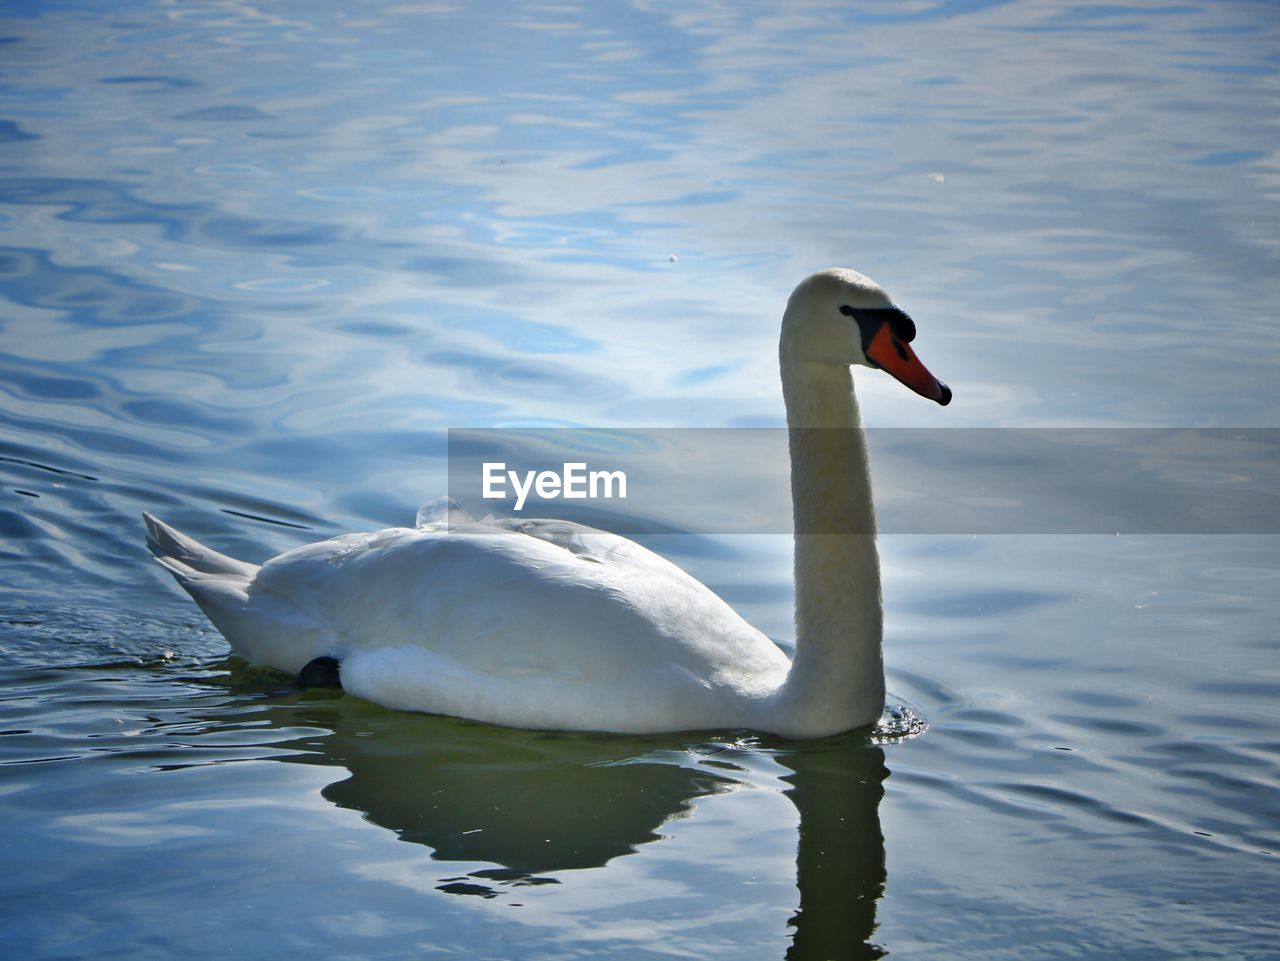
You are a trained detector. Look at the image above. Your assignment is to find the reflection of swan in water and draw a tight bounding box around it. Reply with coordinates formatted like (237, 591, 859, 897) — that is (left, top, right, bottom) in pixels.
(205, 682, 889, 958)
(779, 739, 888, 961)
(291, 701, 738, 880)
(145, 268, 949, 738)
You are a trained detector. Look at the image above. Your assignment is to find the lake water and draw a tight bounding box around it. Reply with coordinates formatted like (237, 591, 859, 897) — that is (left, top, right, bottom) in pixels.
(2, 1, 1278, 958)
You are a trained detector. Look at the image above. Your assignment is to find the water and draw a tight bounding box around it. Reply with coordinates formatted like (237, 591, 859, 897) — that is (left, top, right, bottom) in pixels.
(2, 1, 1278, 958)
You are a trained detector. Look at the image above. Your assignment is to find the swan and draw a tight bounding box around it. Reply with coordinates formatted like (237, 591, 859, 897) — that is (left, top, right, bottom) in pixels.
(144, 268, 951, 738)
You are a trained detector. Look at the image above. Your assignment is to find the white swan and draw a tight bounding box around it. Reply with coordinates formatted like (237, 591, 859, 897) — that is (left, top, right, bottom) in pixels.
(145, 268, 950, 738)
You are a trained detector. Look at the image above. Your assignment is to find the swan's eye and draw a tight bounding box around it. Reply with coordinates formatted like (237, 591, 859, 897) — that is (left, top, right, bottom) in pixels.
(839, 305, 917, 343)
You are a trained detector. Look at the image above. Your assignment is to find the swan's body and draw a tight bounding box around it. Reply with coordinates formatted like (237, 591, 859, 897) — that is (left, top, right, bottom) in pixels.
(146, 269, 950, 738)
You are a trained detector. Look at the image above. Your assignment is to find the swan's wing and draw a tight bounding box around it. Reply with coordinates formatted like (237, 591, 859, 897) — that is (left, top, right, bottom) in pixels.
(487, 516, 634, 565)
(242, 523, 789, 730)
(416, 503, 629, 563)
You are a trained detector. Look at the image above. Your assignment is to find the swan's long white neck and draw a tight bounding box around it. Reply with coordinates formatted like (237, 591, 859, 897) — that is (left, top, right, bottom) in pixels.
(770, 349, 885, 736)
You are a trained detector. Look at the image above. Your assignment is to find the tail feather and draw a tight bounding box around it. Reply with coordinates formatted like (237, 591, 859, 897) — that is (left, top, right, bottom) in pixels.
(142, 512, 259, 581)
(143, 512, 335, 673)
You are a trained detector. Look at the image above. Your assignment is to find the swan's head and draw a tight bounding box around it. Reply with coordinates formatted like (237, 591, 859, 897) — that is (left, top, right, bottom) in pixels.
(781, 268, 951, 405)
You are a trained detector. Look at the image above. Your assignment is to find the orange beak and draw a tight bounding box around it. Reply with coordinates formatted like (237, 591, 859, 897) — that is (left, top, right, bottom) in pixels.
(865, 323, 952, 405)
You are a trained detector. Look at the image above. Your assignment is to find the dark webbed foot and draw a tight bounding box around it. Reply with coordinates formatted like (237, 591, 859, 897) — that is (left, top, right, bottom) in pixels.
(298, 656, 342, 689)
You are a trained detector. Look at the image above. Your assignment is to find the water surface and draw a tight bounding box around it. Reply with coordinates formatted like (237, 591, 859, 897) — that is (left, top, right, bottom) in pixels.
(1, 2, 1277, 958)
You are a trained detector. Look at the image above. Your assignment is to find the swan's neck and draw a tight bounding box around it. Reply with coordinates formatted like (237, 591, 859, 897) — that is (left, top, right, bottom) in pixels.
(772, 354, 884, 736)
